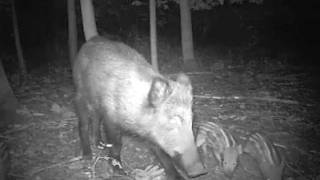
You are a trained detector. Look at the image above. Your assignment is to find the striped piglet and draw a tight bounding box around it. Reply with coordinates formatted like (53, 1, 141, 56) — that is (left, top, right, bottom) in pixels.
(244, 132, 285, 180)
(194, 121, 242, 175)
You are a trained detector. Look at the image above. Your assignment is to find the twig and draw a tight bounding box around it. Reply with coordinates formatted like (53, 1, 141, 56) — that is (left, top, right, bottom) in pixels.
(167, 71, 214, 77)
(0, 134, 15, 141)
(184, 71, 214, 75)
(3, 124, 31, 134)
(9, 172, 27, 178)
(259, 73, 306, 81)
(28, 156, 82, 176)
(194, 95, 299, 105)
(60, 117, 78, 121)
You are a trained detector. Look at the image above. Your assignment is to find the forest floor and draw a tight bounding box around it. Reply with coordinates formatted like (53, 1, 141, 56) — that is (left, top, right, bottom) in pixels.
(2, 52, 320, 180)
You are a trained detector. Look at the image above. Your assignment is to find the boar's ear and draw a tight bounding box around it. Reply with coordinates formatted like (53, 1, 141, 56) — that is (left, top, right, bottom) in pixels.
(148, 77, 172, 107)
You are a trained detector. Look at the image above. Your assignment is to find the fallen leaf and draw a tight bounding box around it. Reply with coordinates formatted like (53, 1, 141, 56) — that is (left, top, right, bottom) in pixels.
(51, 103, 62, 113)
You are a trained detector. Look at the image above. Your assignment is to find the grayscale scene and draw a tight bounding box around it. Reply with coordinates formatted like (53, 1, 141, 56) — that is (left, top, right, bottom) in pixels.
(0, 0, 319, 180)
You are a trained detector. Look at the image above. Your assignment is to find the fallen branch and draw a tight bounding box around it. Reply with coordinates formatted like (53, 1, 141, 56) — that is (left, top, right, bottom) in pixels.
(28, 156, 82, 176)
(167, 71, 214, 77)
(0, 134, 13, 140)
(9, 173, 27, 179)
(3, 124, 31, 135)
(184, 71, 214, 75)
(194, 95, 299, 105)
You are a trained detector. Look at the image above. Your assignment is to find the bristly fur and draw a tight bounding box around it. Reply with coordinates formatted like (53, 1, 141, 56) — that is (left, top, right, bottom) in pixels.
(244, 132, 284, 180)
(73, 36, 206, 179)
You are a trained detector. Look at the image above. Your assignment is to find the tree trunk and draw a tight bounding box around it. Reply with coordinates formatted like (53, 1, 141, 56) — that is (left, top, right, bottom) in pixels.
(68, 0, 78, 64)
(149, 0, 158, 71)
(179, 0, 198, 71)
(11, 0, 27, 75)
(80, 0, 98, 41)
(0, 61, 19, 128)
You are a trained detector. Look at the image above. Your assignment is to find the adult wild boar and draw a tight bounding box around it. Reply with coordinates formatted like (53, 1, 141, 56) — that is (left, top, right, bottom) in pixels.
(72, 36, 206, 179)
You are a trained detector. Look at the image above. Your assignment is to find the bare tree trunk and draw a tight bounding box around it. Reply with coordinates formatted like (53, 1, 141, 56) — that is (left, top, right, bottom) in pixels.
(149, 0, 158, 71)
(80, 0, 98, 41)
(68, 0, 78, 64)
(179, 0, 198, 71)
(11, 0, 27, 75)
(0, 61, 18, 128)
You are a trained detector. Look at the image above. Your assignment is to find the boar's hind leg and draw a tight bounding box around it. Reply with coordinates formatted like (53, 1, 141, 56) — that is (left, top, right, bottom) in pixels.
(75, 96, 92, 159)
(102, 119, 122, 162)
(153, 147, 185, 180)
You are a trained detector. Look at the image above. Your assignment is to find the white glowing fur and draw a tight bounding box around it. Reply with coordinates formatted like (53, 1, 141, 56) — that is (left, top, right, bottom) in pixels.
(76, 39, 196, 158)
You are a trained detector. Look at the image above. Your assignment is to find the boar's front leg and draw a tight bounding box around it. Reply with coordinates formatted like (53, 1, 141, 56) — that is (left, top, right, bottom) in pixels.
(101, 119, 122, 162)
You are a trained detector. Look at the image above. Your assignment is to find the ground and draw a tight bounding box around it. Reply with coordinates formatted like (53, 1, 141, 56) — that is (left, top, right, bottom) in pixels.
(2, 53, 320, 180)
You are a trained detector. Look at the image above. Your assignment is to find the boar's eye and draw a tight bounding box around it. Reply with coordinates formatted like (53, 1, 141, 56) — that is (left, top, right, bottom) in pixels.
(168, 115, 183, 128)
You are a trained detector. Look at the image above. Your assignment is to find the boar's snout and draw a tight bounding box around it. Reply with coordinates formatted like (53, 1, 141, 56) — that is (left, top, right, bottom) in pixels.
(176, 144, 207, 178)
(186, 160, 207, 178)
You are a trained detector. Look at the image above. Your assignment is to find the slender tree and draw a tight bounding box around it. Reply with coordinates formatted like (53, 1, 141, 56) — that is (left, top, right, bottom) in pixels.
(0, 0, 19, 128)
(139, 0, 263, 70)
(179, 0, 197, 71)
(149, 0, 158, 71)
(11, 0, 27, 75)
(80, 0, 98, 40)
(0, 61, 18, 128)
(68, 0, 78, 64)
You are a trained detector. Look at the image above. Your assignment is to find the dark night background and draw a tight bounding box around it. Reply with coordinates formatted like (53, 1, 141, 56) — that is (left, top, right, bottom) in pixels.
(1, 0, 320, 180)
(0, 0, 319, 72)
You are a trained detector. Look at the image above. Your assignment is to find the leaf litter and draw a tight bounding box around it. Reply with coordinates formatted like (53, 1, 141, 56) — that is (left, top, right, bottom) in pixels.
(2, 60, 320, 180)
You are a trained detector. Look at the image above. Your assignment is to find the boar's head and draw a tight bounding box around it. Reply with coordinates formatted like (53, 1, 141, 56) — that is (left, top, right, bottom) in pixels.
(147, 73, 206, 178)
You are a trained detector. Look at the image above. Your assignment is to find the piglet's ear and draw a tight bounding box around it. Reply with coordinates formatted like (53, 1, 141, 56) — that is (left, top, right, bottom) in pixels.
(148, 77, 171, 107)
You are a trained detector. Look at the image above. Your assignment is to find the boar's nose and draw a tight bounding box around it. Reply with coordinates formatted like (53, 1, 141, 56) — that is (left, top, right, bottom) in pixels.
(223, 169, 234, 178)
(186, 161, 207, 178)
(177, 142, 207, 178)
(173, 151, 207, 178)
